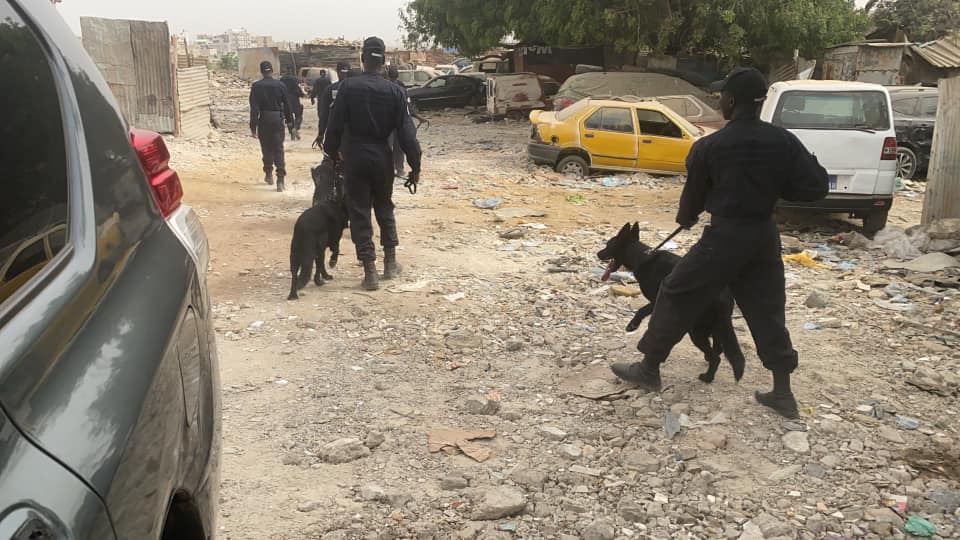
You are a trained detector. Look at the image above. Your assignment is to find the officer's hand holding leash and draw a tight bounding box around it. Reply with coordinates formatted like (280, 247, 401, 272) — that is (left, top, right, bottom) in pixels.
(400, 170, 419, 195)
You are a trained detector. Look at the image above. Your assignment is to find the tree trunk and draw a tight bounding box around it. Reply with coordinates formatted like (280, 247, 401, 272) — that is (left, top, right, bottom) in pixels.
(921, 73, 960, 224)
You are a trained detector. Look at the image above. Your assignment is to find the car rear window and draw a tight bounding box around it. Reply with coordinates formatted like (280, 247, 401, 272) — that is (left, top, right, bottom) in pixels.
(0, 2, 69, 306)
(557, 99, 591, 121)
(773, 90, 890, 131)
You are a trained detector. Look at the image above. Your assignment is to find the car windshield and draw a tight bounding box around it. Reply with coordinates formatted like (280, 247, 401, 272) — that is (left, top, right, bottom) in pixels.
(773, 90, 890, 131)
(557, 98, 592, 121)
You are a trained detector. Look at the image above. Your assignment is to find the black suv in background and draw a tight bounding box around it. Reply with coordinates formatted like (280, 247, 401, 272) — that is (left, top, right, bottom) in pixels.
(0, 1, 220, 539)
(890, 86, 938, 180)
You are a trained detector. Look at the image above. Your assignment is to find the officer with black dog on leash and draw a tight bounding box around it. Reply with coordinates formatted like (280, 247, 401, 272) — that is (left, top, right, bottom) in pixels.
(610, 67, 829, 419)
(323, 37, 422, 292)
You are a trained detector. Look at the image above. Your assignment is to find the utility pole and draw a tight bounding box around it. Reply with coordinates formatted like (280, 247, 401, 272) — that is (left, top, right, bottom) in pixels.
(921, 73, 960, 224)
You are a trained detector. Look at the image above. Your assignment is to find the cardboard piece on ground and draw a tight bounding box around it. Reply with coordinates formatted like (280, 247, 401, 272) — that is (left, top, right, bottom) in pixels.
(883, 252, 960, 273)
(560, 363, 631, 399)
(427, 427, 496, 462)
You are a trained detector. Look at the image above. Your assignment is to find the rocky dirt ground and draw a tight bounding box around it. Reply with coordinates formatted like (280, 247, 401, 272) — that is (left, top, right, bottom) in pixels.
(171, 73, 958, 540)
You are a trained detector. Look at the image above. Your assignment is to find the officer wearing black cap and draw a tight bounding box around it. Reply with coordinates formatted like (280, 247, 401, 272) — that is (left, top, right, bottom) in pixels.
(323, 37, 422, 291)
(279, 68, 305, 140)
(309, 68, 331, 129)
(249, 60, 294, 191)
(610, 67, 829, 419)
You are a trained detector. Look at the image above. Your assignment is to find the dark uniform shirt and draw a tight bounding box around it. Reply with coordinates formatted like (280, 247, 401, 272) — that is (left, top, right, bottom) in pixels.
(677, 116, 828, 226)
(279, 74, 305, 100)
(317, 81, 341, 143)
(323, 72, 422, 172)
(310, 76, 330, 103)
(249, 76, 294, 132)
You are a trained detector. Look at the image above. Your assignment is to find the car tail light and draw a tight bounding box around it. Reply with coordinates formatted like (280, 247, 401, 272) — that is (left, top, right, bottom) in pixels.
(131, 129, 183, 217)
(881, 137, 897, 160)
(554, 97, 575, 111)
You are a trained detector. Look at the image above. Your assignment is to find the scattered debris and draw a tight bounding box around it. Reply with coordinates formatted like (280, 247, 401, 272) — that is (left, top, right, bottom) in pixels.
(427, 427, 497, 462)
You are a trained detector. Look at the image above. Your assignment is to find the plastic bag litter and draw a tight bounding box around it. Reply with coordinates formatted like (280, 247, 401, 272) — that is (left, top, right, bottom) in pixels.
(472, 197, 502, 209)
(600, 176, 632, 188)
(904, 515, 937, 537)
(873, 227, 923, 260)
(782, 251, 830, 269)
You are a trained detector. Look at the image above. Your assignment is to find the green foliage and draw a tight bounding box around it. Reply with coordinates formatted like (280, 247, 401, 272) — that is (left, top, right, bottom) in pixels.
(401, 0, 869, 63)
(872, 0, 960, 42)
(219, 52, 238, 71)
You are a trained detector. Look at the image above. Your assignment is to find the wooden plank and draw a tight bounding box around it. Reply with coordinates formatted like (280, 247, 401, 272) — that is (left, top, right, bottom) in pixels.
(922, 74, 960, 223)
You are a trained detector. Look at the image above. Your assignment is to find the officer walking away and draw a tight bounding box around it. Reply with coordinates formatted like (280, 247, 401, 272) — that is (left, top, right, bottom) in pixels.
(323, 37, 422, 291)
(610, 67, 829, 419)
(314, 62, 352, 146)
(280, 68, 306, 140)
(250, 60, 294, 192)
(309, 68, 331, 128)
(386, 66, 429, 177)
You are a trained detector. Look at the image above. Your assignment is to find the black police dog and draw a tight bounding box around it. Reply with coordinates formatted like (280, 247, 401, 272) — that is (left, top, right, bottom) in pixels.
(597, 223, 745, 383)
(288, 162, 347, 300)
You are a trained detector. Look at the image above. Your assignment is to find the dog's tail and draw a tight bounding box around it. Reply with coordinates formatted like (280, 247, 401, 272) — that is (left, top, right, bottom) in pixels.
(717, 317, 745, 382)
(289, 222, 315, 300)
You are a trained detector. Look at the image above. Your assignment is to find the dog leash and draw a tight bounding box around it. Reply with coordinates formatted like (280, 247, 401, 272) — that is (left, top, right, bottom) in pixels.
(652, 225, 684, 251)
(395, 174, 418, 194)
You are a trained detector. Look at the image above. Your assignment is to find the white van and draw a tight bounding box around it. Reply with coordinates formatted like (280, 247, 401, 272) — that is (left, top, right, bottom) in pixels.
(761, 80, 897, 233)
(486, 73, 548, 120)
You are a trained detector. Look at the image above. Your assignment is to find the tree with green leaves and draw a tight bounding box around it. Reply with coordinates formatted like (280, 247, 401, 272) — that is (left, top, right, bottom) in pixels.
(401, 0, 868, 65)
(871, 0, 960, 42)
(218, 52, 238, 71)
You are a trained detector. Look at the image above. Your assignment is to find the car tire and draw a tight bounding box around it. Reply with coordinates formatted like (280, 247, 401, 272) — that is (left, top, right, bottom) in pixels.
(863, 209, 889, 235)
(556, 155, 589, 177)
(896, 146, 918, 180)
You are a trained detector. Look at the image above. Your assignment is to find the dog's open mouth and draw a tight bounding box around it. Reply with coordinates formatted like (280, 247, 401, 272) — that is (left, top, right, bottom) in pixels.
(600, 259, 619, 281)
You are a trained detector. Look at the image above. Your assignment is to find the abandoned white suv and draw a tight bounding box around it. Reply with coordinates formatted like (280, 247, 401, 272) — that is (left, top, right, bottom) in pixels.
(761, 80, 897, 233)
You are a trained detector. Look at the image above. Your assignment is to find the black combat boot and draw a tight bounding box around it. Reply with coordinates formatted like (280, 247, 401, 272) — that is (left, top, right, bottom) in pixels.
(361, 260, 379, 291)
(610, 356, 663, 392)
(755, 370, 799, 418)
(382, 247, 402, 279)
(264, 172, 274, 185)
(276, 175, 285, 192)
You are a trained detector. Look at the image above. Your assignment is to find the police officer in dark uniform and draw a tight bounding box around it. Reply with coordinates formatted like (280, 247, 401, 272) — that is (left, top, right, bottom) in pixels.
(249, 60, 294, 192)
(610, 67, 829, 419)
(309, 68, 331, 130)
(314, 62, 352, 146)
(323, 37, 422, 291)
(279, 68, 305, 140)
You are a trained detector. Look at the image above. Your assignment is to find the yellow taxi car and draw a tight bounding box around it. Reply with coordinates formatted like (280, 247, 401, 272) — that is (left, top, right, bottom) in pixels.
(528, 97, 709, 176)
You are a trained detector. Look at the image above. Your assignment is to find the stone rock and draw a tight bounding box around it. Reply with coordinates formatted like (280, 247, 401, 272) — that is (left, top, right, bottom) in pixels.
(472, 487, 526, 520)
(768, 464, 802, 482)
(819, 454, 841, 469)
(804, 464, 827, 479)
(619, 501, 646, 522)
(782, 431, 810, 454)
(929, 489, 960, 514)
(297, 499, 324, 512)
(541, 426, 568, 441)
(364, 431, 386, 449)
(464, 396, 501, 416)
(805, 514, 830, 535)
(282, 453, 305, 466)
(878, 425, 905, 444)
(805, 290, 829, 309)
(387, 491, 413, 509)
(360, 484, 387, 502)
(558, 444, 582, 460)
(751, 512, 793, 538)
(582, 519, 616, 540)
(510, 467, 548, 490)
(319, 438, 371, 464)
(505, 339, 524, 352)
(622, 450, 660, 472)
(738, 521, 763, 540)
(907, 366, 948, 395)
(441, 475, 470, 491)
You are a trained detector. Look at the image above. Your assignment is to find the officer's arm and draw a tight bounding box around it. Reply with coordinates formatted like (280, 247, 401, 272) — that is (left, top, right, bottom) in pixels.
(322, 85, 347, 158)
(676, 141, 710, 228)
(309, 80, 320, 102)
(249, 86, 260, 135)
(781, 132, 829, 202)
(395, 90, 422, 173)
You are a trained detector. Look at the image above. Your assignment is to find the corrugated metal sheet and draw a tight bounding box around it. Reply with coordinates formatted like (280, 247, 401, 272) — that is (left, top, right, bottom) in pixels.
(176, 66, 210, 139)
(80, 18, 175, 133)
(912, 35, 960, 69)
(130, 20, 174, 133)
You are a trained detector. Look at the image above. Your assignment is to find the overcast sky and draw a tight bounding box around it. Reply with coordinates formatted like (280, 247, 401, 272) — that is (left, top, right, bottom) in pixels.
(56, 0, 409, 44)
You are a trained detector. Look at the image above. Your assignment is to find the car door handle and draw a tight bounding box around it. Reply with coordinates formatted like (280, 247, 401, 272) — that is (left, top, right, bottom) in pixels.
(584, 133, 594, 138)
(642, 139, 652, 144)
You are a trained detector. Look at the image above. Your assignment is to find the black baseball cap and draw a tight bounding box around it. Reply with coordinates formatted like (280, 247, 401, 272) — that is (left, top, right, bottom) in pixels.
(336, 61, 351, 74)
(259, 61, 273, 74)
(362, 36, 386, 59)
(709, 67, 767, 103)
